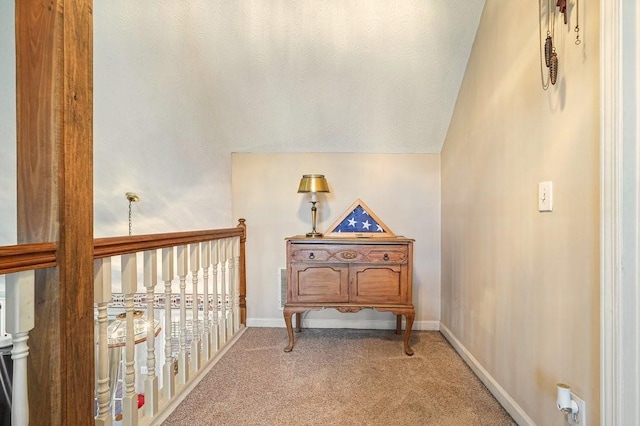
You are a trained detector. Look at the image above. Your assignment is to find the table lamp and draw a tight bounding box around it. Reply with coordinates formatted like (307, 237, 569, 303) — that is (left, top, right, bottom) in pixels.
(297, 174, 330, 237)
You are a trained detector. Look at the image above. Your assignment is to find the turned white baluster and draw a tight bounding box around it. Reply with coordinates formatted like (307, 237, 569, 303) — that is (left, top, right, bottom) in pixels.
(143, 250, 158, 416)
(161, 247, 175, 399)
(189, 243, 201, 374)
(200, 241, 212, 360)
(176, 245, 189, 384)
(6, 270, 34, 426)
(217, 239, 227, 345)
(225, 238, 235, 338)
(210, 240, 219, 351)
(94, 258, 113, 426)
(232, 237, 241, 333)
(121, 253, 139, 426)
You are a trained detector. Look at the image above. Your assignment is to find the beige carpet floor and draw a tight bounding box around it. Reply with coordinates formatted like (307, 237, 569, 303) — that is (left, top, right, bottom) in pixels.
(163, 327, 516, 426)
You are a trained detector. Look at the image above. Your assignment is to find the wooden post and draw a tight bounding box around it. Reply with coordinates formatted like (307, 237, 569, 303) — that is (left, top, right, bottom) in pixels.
(237, 219, 247, 325)
(225, 237, 235, 337)
(15, 0, 94, 424)
(232, 236, 241, 333)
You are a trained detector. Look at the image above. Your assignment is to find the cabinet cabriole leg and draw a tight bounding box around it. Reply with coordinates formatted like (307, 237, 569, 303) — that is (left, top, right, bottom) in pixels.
(295, 312, 302, 332)
(395, 314, 402, 334)
(403, 312, 415, 356)
(284, 309, 295, 352)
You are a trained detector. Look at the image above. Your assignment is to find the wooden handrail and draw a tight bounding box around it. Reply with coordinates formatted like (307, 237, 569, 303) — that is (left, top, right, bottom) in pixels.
(0, 219, 248, 273)
(0, 242, 57, 274)
(94, 226, 244, 259)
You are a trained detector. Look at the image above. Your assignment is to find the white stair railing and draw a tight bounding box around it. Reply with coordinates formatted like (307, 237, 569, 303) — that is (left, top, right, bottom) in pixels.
(161, 247, 175, 401)
(143, 250, 159, 417)
(94, 258, 113, 426)
(201, 242, 212, 360)
(121, 253, 139, 426)
(1, 221, 246, 426)
(91, 234, 245, 426)
(176, 245, 189, 386)
(0, 296, 11, 422)
(6, 270, 34, 426)
(189, 244, 201, 375)
(218, 239, 228, 344)
(210, 241, 220, 352)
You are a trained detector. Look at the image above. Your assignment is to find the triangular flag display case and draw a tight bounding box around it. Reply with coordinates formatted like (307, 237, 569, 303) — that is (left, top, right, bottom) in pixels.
(325, 198, 395, 238)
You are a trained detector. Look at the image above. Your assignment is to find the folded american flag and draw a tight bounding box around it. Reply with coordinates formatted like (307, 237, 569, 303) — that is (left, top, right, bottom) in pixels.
(332, 205, 385, 233)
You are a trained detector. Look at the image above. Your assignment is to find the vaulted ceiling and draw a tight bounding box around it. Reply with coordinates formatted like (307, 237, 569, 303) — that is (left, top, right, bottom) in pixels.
(93, 1, 486, 154)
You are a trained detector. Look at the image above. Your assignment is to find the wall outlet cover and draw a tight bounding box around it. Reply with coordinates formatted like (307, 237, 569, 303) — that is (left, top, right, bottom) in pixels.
(567, 392, 586, 426)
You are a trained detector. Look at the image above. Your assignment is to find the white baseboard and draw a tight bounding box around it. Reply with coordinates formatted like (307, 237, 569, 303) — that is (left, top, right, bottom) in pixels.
(247, 317, 440, 331)
(439, 323, 534, 426)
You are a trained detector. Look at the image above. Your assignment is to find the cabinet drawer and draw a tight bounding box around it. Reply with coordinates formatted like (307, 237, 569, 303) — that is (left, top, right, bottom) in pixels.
(365, 247, 408, 264)
(290, 248, 333, 262)
(290, 244, 363, 263)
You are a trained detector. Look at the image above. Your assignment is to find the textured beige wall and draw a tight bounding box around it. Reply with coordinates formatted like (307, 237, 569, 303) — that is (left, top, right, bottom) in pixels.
(232, 153, 440, 329)
(441, 1, 600, 424)
(86, 0, 483, 240)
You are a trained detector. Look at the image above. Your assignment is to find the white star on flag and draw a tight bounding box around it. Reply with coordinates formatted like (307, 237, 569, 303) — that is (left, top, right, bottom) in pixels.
(362, 220, 371, 230)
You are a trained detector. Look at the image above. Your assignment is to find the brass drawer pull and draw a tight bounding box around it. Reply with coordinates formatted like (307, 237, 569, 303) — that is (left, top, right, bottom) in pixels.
(308, 252, 315, 259)
(383, 253, 389, 261)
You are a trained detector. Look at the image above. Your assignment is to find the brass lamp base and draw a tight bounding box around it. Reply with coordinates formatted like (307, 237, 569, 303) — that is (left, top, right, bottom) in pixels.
(305, 201, 323, 238)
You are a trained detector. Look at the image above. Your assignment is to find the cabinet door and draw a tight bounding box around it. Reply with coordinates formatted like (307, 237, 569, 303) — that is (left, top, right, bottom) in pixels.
(349, 265, 408, 304)
(289, 264, 349, 303)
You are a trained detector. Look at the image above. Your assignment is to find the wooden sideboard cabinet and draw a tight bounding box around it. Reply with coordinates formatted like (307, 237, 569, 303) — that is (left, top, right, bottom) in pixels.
(283, 236, 415, 355)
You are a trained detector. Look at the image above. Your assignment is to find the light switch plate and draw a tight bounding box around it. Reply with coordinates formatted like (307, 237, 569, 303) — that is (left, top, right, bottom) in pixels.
(539, 181, 553, 212)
